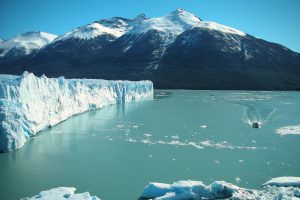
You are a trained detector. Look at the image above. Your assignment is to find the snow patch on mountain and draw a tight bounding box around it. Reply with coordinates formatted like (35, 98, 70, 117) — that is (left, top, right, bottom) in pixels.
(57, 23, 124, 41)
(0, 31, 57, 57)
(0, 72, 153, 152)
(97, 14, 148, 35)
(200, 21, 246, 36)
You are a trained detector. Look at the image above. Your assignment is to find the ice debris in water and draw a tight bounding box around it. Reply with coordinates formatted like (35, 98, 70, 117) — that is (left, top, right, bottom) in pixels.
(140, 177, 300, 200)
(21, 187, 100, 200)
(276, 125, 300, 135)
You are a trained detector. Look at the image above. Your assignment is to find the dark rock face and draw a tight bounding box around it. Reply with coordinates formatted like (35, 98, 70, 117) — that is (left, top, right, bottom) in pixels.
(1, 16, 300, 90)
(154, 28, 300, 90)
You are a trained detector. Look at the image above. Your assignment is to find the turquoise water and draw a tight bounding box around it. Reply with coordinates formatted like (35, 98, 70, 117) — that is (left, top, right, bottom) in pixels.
(0, 90, 300, 200)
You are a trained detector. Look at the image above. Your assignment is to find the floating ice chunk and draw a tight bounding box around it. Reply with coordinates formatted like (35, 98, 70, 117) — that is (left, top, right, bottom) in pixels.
(140, 178, 300, 200)
(21, 187, 100, 200)
(276, 125, 300, 135)
(213, 160, 220, 164)
(0, 72, 153, 152)
(263, 177, 300, 187)
(235, 177, 242, 183)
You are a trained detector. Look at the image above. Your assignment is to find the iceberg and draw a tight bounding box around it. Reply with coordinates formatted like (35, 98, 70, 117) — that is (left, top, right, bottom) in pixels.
(263, 176, 300, 187)
(276, 125, 300, 135)
(140, 178, 300, 199)
(0, 72, 153, 152)
(21, 187, 100, 200)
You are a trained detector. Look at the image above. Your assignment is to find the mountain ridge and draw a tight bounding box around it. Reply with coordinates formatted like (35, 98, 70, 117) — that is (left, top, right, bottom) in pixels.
(1, 9, 300, 90)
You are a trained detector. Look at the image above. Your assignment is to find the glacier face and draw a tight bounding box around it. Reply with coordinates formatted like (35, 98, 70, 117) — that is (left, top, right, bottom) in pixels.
(0, 72, 153, 152)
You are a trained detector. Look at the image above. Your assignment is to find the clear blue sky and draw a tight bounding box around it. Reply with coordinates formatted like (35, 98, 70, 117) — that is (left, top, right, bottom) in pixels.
(1, 0, 300, 52)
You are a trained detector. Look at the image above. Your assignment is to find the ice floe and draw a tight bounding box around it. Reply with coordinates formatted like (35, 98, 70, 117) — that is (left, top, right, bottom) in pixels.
(21, 187, 100, 200)
(140, 177, 300, 199)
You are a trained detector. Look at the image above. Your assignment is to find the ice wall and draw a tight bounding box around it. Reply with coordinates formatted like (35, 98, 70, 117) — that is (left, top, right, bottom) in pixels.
(0, 72, 153, 152)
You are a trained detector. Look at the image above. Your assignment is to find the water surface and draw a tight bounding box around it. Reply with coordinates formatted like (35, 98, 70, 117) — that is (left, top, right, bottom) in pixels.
(0, 90, 300, 200)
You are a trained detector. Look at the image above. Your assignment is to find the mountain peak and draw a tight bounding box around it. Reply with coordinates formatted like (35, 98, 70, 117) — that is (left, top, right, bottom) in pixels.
(168, 9, 202, 21)
(20, 31, 57, 40)
(135, 13, 147, 20)
(128, 9, 202, 41)
(21, 31, 42, 36)
(0, 31, 57, 57)
(58, 14, 148, 41)
(171, 8, 186, 14)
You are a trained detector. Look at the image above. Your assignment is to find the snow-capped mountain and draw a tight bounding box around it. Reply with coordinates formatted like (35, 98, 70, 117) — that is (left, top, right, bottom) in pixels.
(54, 14, 147, 42)
(129, 9, 244, 43)
(1, 9, 300, 90)
(0, 31, 57, 57)
(58, 23, 124, 41)
(96, 14, 148, 35)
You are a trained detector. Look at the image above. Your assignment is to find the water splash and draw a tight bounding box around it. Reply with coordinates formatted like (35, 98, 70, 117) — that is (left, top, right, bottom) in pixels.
(242, 104, 276, 128)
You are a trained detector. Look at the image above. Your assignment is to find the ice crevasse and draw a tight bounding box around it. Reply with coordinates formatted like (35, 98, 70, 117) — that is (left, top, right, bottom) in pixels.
(0, 72, 153, 152)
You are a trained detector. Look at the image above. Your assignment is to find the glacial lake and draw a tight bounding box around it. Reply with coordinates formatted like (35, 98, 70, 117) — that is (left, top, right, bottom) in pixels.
(0, 90, 300, 200)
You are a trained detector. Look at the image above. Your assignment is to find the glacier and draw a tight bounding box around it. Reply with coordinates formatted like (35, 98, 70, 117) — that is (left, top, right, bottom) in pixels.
(140, 177, 300, 200)
(0, 72, 153, 152)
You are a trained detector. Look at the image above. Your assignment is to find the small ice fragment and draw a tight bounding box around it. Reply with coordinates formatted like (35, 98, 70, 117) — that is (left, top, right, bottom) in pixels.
(235, 177, 241, 183)
(171, 135, 179, 139)
(149, 155, 153, 158)
(239, 160, 244, 164)
(214, 160, 220, 164)
(144, 133, 152, 137)
(127, 138, 137, 142)
(200, 125, 208, 128)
